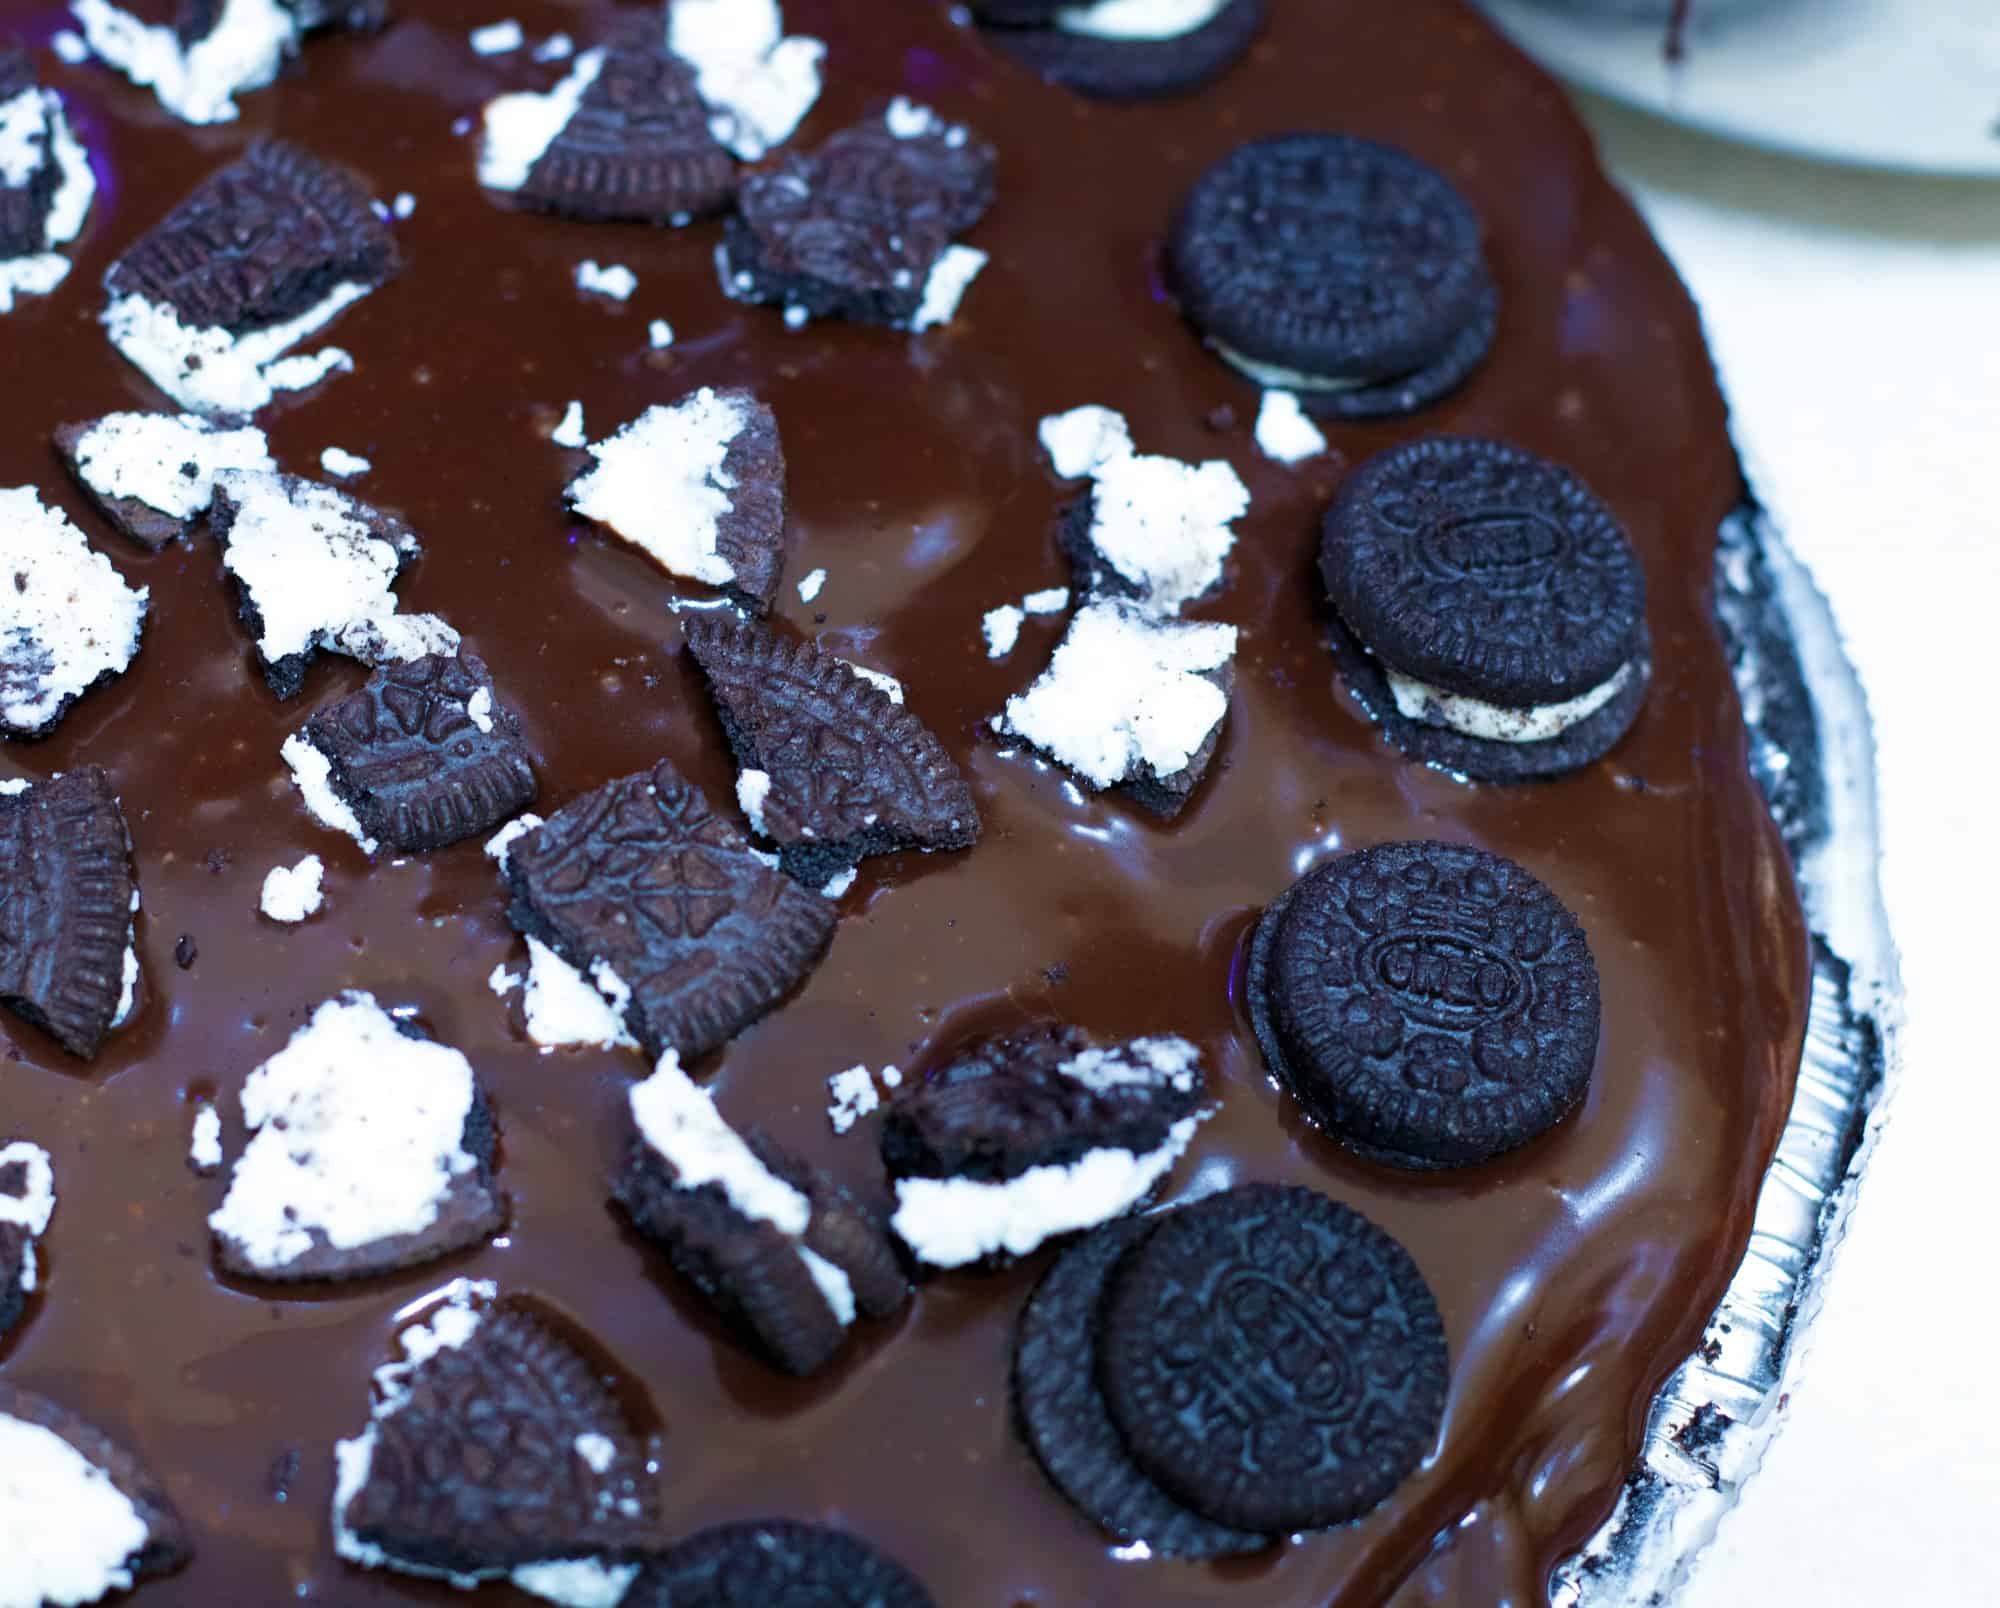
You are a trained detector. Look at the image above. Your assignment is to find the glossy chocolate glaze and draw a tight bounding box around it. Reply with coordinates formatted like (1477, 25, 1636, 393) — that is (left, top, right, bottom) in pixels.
(0, 2, 1809, 1603)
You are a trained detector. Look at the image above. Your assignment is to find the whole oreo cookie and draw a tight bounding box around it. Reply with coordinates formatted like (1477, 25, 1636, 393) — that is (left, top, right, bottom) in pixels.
(1167, 133, 1497, 417)
(1247, 840, 1601, 1169)
(1013, 1218, 1268, 1558)
(627, 1519, 936, 1608)
(979, 0, 1267, 101)
(1095, 1183, 1449, 1533)
(1320, 437, 1652, 779)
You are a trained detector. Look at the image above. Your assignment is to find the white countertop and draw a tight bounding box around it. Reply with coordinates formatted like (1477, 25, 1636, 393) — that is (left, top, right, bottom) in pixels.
(1569, 96, 2000, 1607)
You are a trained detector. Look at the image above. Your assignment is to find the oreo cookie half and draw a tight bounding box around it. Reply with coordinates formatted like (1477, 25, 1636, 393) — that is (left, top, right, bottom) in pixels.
(0, 47, 96, 314)
(55, 413, 275, 550)
(1096, 1183, 1449, 1532)
(0, 769, 140, 1060)
(566, 388, 788, 612)
(979, 0, 1267, 101)
(627, 1519, 936, 1608)
(296, 653, 537, 852)
(479, 12, 735, 224)
(614, 1055, 908, 1375)
(1247, 840, 1602, 1168)
(333, 1284, 659, 1588)
(1320, 437, 1653, 780)
(996, 599, 1237, 818)
(718, 100, 996, 331)
(207, 992, 507, 1282)
(684, 614, 980, 888)
(1013, 1218, 1269, 1558)
(502, 759, 836, 1061)
(1167, 133, 1498, 417)
(101, 139, 400, 415)
(210, 470, 458, 698)
(882, 1026, 1211, 1267)
(72, 0, 298, 125)
(0, 1141, 56, 1339)
(0, 489, 148, 738)
(0, 1383, 192, 1597)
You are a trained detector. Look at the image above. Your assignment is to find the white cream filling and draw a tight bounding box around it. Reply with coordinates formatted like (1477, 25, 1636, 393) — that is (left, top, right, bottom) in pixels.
(1252, 389, 1327, 465)
(319, 446, 371, 479)
(908, 244, 987, 332)
(668, 0, 824, 161)
(843, 662, 904, 704)
(71, 0, 297, 126)
(109, 940, 138, 1028)
(259, 853, 325, 922)
(1214, 340, 1368, 393)
(512, 1559, 642, 1608)
(478, 48, 606, 192)
(999, 600, 1235, 790)
(1386, 659, 1635, 744)
(103, 280, 369, 416)
(566, 390, 752, 588)
(0, 1415, 151, 1605)
(281, 732, 379, 853)
(521, 937, 638, 1051)
(575, 260, 636, 301)
(188, 1102, 223, 1172)
(1081, 450, 1248, 613)
(0, 93, 96, 312)
(71, 414, 274, 523)
(1055, 0, 1232, 40)
(0, 1141, 56, 1279)
(892, 1114, 1204, 1267)
(0, 488, 148, 735)
(1037, 404, 1136, 480)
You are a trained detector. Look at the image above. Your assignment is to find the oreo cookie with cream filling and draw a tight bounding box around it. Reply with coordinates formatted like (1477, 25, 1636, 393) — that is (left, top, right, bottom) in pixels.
(882, 1026, 1211, 1268)
(1167, 133, 1498, 417)
(1013, 1218, 1268, 1558)
(996, 598, 1236, 819)
(69, 0, 299, 126)
(1055, 444, 1249, 615)
(295, 653, 537, 852)
(613, 1054, 907, 1375)
(0, 768, 140, 1061)
(478, 11, 735, 224)
(55, 413, 275, 550)
(0, 46, 97, 315)
(1319, 437, 1652, 780)
(978, 0, 1268, 101)
(209, 469, 458, 699)
(0, 1382, 192, 1598)
(1247, 840, 1602, 1169)
(502, 758, 836, 1061)
(627, 1519, 936, 1608)
(100, 138, 400, 416)
(1096, 1183, 1449, 1532)
(566, 388, 788, 613)
(332, 1283, 658, 1593)
(0, 489, 148, 739)
(717, 99, 996, 331)
(206, 992, 507, 1282)
(683, 614, 980, 889)
(0, 1140, 55, 1339)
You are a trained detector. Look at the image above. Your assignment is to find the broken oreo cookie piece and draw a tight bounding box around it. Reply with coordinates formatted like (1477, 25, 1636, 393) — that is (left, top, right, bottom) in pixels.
(667, 0, 826, 162)
(1013, 1218, 1267, 1558)
(717, 99, 996, 331)
(882, 1026, 1210, 1268)
(978, 0, 1267, 101)
(0, 46, 97, 315)
(0, 769, 140, 1060)
(502, 758, 835, 1061)
(295, 653, 537, 852)
(0, 1140, 55, 1339)
(628, 1518, 935, 1608)
(1320, 437, 1653, 780)
(480, 11, 735, 224)
(566, 388, 787, 612)
(683, 614, 980, 889)
(996, 599, 1235, 819)
(0, 488, 149, 738)
(210, 470, 458, 698)
(613, 1054, 907, 1375)
(55, 412, 275, 550)
(0, 1382, 192, 1598)
(1053, 433, 1249, 615)
(1097, 1182, 1449, 1532)
(207, 992, 507, 1282)
(71, 0, 298, 126)
(1168, 133, 1497, 417)
(1248, 840, 1602, 1168)
(333, 1282, 658, 1589)
(101, 139, 400, 415)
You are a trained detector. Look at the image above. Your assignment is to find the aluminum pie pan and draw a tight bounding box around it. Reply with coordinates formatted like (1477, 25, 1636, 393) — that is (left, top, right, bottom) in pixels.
(1555, 496, 1903, 1605)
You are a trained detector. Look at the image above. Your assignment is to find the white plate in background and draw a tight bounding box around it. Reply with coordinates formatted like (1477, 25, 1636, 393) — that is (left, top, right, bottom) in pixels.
(1475, 0, 2000, 177)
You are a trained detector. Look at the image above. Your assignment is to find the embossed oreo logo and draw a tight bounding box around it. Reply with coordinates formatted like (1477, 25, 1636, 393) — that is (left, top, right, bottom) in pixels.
(1362, 930, 1528, 1027)
(1417, 508, 1570, 595)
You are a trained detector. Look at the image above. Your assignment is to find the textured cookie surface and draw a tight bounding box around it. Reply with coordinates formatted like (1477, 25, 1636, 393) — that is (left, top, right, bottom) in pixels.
(626, 1518, 937, 1608)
